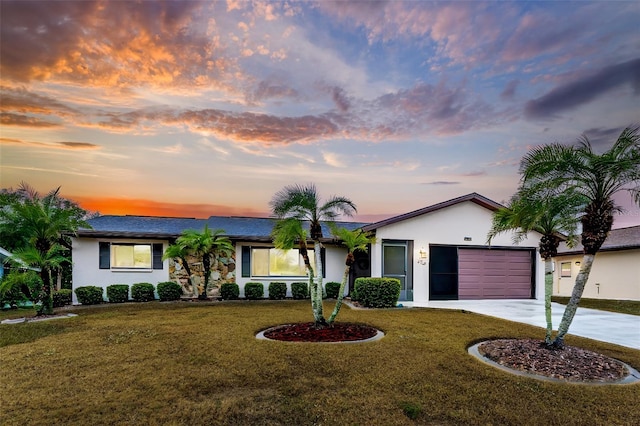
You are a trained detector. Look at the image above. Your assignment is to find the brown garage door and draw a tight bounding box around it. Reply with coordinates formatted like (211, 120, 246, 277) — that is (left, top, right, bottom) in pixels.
(458, 248, 533, 299)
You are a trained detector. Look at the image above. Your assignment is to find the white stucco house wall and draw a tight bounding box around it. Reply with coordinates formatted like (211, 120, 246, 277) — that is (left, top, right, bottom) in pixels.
(362, 193, 545, 306)
(71, 215, 363, 304)
(71, 193, 546, 306)
(553, 225, 640, 301)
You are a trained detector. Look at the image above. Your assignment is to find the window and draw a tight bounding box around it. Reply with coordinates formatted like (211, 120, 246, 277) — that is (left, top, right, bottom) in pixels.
(99, 242, 163, 270)
(560, 262, 571, 277)
(247, 247, 314, 277)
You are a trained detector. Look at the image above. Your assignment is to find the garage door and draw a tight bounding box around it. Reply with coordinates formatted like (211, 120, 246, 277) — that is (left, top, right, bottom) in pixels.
(458, 248, 533, 299)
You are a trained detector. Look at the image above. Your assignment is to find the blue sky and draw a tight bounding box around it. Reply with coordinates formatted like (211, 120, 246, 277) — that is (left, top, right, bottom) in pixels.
(1, 1, 639, 226)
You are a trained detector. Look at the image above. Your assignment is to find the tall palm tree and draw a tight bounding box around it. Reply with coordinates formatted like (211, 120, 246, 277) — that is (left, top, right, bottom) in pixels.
(270, 183, 357, 327)
(170, 225, 233, 299)
(327, 227, 375, 324)
(487, 187, 584, 345)
(520, 125, 640, 347)
(0, 184, 90, 315)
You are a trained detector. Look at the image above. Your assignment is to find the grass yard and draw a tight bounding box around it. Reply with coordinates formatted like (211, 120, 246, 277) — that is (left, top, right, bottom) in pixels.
(551, 296, 640, 316)
(1, 301, 639, 425)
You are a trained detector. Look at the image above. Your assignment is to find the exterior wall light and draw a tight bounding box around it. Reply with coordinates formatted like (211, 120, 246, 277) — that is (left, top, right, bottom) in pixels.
(418, 248, 428, 265)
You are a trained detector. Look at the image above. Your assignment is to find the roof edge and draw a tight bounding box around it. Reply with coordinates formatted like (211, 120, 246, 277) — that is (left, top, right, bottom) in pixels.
(362, 193, 503, 231)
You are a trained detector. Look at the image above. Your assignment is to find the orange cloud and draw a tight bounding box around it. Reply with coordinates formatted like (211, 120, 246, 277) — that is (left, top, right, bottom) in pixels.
(72, 195, 269, 219)
(0, 113, 60, 128)
(0, 137, 99, 150)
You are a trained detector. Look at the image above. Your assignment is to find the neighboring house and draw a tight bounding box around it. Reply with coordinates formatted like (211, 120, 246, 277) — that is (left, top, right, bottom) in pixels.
(553, 225, 640, 301)
(0, 246, 37, 280)
(71, 193, 545, 305)
(71, 215, 366, 304)
(362, 193, 544, 306)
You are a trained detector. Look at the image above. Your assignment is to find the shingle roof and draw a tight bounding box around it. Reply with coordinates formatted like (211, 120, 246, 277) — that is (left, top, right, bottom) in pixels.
(77, 215, 369, 242)
(362, 192, 503, 231)
(556, 225, 640, 255)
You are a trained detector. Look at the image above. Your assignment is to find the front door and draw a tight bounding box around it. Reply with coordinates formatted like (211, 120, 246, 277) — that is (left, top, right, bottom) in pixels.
(382, 241, 413, 301)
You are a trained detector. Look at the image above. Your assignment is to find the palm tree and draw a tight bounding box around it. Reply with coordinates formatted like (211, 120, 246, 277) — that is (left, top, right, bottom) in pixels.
(327, 227, 375, 324)
(162, 240, 194, 292)
(520, 125, 640, 347)
(170, 225, 233, 299)
(487, 187, 584, 345)
(0, 184, 90, 315)
(270, 184, 357, 327)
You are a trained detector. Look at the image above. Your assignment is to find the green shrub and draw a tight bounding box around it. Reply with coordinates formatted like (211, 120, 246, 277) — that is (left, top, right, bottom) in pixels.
(350, 287, 359, 302)
(354, 277, 401, 308)
(244, 282, 264, 300)
(157, 281, 182, 301)
(75, 286, 104, 305)
(52, 289, 72, 307)
(131, 283, 155, 302)
(1, 271, 42, 307)
(106, 284, 129, 303)
(268, 282, 287, 300)
(220, 283, 239, 300)
(325, 281, 341, 299)
(291, 282, 309, 299)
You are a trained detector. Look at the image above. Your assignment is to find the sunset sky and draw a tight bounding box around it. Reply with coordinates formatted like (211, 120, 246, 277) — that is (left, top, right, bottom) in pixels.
(1, 1, 639, 227)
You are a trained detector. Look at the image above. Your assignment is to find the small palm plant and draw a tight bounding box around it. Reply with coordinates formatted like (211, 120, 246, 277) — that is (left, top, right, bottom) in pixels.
(327, 227, 375, 324)
(165, 226, 233, 299)
(487, 186, 584, 345)
(270, 183, 357, 327)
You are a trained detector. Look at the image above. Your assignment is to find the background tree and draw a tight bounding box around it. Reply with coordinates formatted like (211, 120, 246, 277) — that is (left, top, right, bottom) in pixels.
(487, 187, 584, 345)
(327, 227, 375, 324)
(270, 183, 356, 327)
(0, 183, 90, 315)
(165, 225, 233, 300)
(520, 125, 640, 347)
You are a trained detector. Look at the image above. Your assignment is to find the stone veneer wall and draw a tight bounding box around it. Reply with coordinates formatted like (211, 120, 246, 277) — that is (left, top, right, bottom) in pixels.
(168, 252, 236, 298)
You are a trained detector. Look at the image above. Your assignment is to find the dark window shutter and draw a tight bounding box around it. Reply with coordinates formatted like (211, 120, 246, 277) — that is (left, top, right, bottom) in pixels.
(99, 242, 110, 269)
(152, 243, 163, 269)
(241, 246, 251, 277)
(321, 247, 326, 277)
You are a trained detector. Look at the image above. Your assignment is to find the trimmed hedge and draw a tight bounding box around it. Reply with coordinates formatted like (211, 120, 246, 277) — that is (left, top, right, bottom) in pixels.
(52, 289, 73, 307)
(354, 277, 401, 308)
(291, 282, 309, 300)
(157, 281, 182, 301)
(268, 282, 287, 300)
(75, 286, 104, 305)
(106, 284, 129, 303)
(220, 283, 239, 300)
(325, 281, 341, 299)
(244, 282, 264, 300)
(131, 283, 155, 302)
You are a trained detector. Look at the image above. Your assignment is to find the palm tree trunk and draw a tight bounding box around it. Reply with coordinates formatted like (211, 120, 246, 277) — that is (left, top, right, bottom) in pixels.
(200, 255, 210, 300)
(38, 269, 54, 316)
(327, 264, 350, 324)
(544, 258, 553, 345)
(552, 254, 595, 348)
(313, 241, 326, 327)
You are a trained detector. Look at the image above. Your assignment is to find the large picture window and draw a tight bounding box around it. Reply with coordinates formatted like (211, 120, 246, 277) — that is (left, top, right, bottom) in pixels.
(250, 247, 314, 277)
(99, 242, 163, 270)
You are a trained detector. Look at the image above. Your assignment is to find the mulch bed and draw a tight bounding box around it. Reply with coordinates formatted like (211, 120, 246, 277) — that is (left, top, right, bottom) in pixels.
(478, 339, 629, 382)
(262, 322, 379, 342)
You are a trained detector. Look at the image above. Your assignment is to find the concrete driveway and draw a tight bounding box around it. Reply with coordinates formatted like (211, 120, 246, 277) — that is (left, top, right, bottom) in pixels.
(411, 299, 640, 350)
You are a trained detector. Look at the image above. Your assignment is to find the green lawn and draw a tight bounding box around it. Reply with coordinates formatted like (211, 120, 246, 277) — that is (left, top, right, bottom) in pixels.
(552, 296, 640, 316)
(1, 301, 638, 425)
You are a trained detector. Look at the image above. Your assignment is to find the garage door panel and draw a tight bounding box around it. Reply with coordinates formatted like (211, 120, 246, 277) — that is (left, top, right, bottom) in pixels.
(458, 248, 533, 300)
